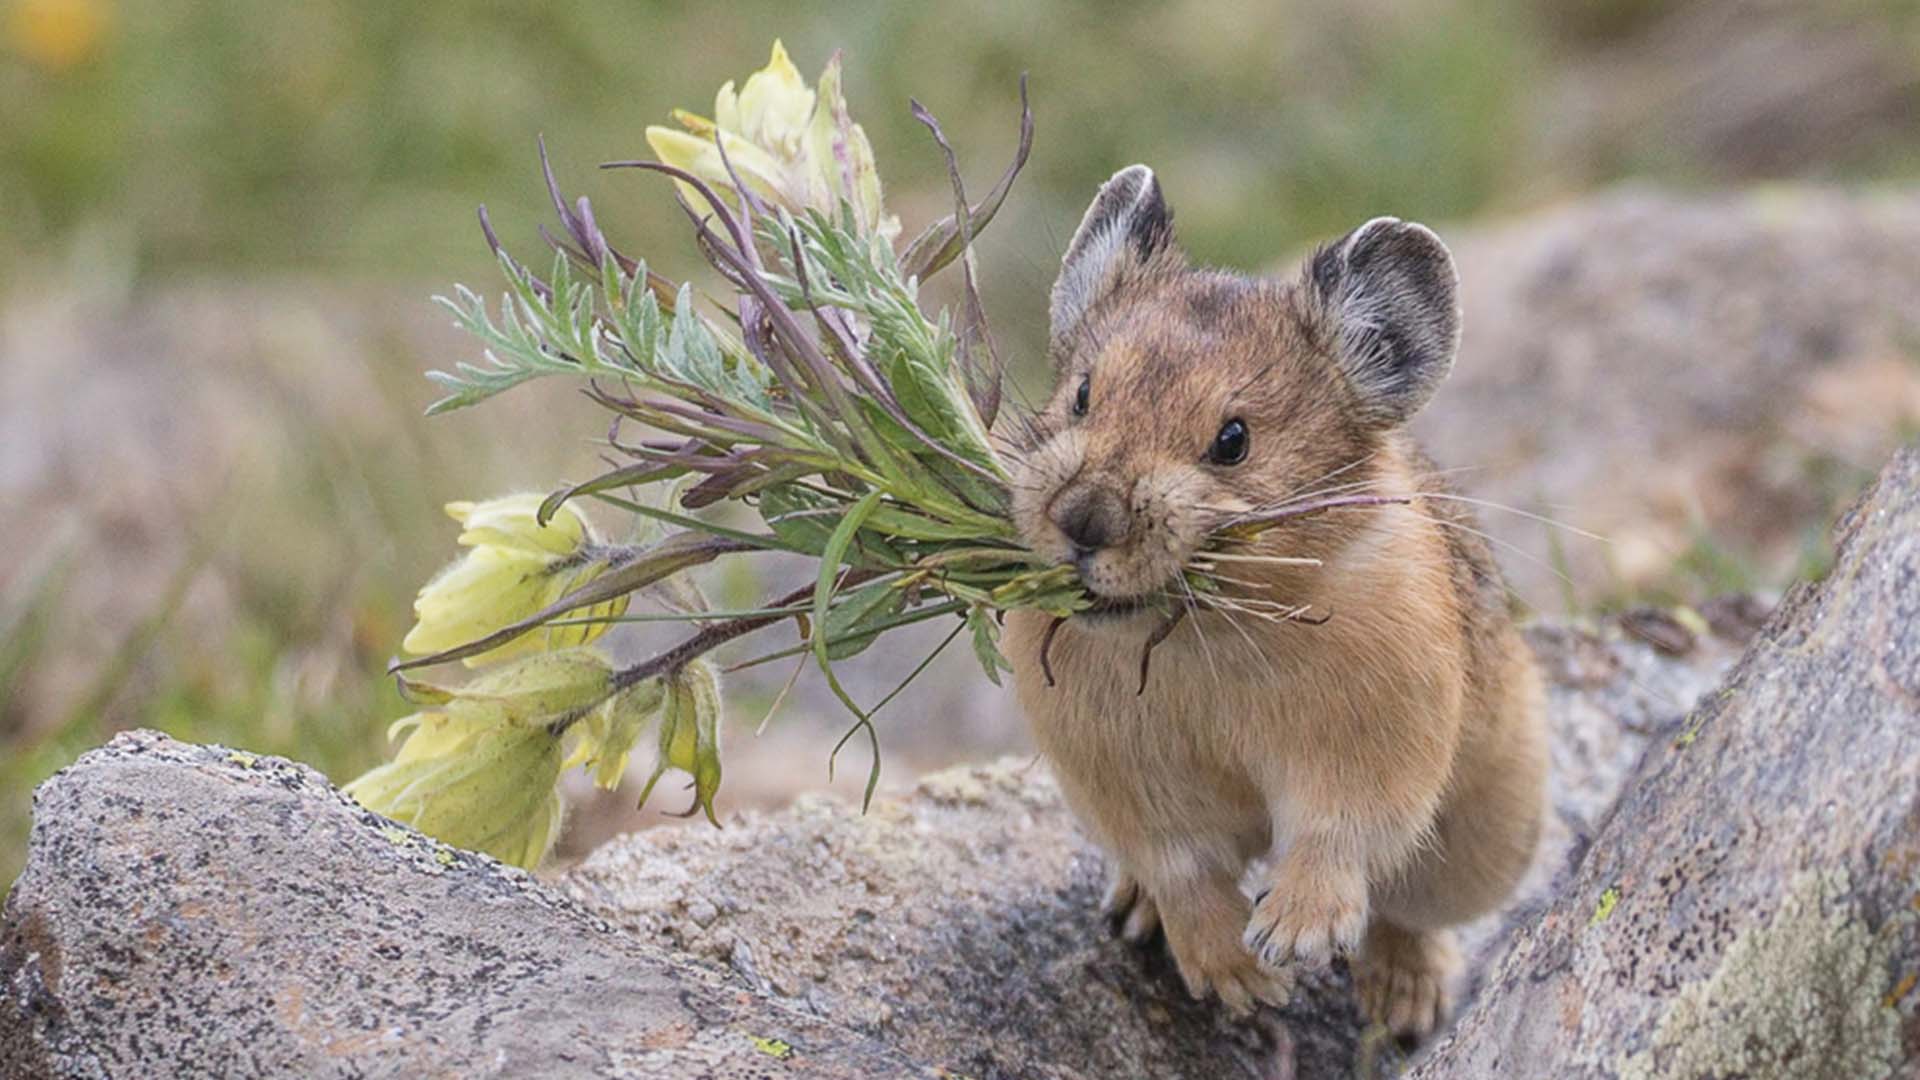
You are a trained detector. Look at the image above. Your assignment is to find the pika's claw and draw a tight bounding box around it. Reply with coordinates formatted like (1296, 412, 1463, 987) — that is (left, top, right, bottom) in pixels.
(1243, 874, 1368, 969)
(1173, 944, 1295, 1015)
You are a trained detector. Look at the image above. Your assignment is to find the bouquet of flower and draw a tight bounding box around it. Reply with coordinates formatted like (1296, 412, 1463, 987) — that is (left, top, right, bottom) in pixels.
(345, 42, 1058, 866)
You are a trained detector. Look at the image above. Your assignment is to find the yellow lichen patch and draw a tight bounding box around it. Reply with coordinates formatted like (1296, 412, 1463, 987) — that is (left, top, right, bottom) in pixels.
(748, 1035, 794, 1060)
(1590, 885, 1621, 926)
(1670, 605, 1711, 640)
(226, 751, 258, 767)
(1617, 870, 1906, 1080)
(379, 825, 412, 846)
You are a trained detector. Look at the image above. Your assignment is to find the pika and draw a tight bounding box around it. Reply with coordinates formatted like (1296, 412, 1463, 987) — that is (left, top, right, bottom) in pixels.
(1003, 165, 1547, 1037)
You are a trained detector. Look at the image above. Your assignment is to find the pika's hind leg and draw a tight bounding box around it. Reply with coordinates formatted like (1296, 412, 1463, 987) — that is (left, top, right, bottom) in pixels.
(1354, 919, 1461, 1038)
(1101, 868, 1162, 943)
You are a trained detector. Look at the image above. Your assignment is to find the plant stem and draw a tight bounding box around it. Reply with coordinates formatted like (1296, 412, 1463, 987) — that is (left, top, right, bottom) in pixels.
(606, 568, 889, 694)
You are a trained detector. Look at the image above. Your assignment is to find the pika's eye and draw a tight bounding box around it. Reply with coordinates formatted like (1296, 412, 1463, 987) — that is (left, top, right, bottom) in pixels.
(1209, 418, 1249, 465)
(1072, 375, 1090, 417)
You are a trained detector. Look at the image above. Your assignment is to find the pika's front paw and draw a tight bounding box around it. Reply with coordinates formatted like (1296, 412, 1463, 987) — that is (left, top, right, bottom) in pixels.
(1167, 932, 1294, 1016)
(1243, 874, 1368, 969)
(1101, 871, 1162, 944)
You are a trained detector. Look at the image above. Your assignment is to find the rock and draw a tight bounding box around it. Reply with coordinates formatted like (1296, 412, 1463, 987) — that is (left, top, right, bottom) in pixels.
(0, 598, 1750, 1077)
(0, 731, 927, 1079)
(1411, 443, 1920, 1079)
(1420, 188, 1920, 607)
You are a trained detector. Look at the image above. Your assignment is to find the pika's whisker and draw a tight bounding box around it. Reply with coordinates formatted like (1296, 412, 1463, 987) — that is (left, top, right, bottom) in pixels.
(1193, 552, 1324, 567)
(1408, 510, 1577, 590)
(1413, 492, 1613, 545)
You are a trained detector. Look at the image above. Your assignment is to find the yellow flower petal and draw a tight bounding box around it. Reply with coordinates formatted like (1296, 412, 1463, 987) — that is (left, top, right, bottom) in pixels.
(734, 39, 813, 152)
(450, 493, 593, 555)
(650, 39, 895, 246)
(446, 647, 615, 729)
(645, 126, 790, 210)
(402, 546, 552, 659)
(368, 724, 567, 868)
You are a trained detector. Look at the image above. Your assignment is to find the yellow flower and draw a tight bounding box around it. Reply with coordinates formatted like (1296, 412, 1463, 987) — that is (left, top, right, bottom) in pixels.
(403, 494, 629, 667)
(438, 646, 617, 727)
(347, 648, 617, 868)
(646, 40, 899, 247)
(6, 0, 110, 73)
(345, 716, 566, 870)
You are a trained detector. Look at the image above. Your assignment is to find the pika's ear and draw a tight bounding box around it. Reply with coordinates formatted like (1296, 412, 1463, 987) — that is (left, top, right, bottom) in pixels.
(1050, 164, 1178, 349)
(1304, 217, 1460, 425)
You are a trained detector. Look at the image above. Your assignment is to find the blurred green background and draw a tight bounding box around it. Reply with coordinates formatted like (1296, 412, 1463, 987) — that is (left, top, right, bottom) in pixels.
(5, 0, 1920, 884)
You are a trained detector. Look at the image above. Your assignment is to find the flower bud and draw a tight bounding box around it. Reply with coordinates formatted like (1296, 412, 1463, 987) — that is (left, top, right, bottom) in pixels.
(567, 676, 669, 790)
(636, 659, 724, 825)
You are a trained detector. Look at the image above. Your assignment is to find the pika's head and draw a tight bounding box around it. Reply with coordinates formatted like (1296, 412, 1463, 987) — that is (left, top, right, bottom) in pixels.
(1008, 164, 1460, 620)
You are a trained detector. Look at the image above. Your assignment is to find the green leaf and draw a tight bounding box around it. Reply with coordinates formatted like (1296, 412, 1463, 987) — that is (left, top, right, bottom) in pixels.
(812, 490, 884, 663)
(820, 580, 907, 660)
(967, 604, 1015, 686)
(757, 484, 840, 553)
(812, 491, 889, 809)
(858, 502, 991, 542)
(758, 485, 902, 563)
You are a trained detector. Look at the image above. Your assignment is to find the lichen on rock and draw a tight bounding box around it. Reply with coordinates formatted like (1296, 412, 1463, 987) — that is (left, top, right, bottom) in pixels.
(1617, 870, 1905, 1080)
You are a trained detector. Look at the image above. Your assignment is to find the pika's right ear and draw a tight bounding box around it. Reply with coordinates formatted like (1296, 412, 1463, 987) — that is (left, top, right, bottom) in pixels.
(1303, 217, 1461, 426)
(1050, 164, 1177, 350)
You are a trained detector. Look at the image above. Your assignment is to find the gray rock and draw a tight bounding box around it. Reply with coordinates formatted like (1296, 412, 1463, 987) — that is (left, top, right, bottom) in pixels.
(1411, 443, 1920, 1079)
(0, 731, 928, 1079)
(0, 600, 1748, 1077)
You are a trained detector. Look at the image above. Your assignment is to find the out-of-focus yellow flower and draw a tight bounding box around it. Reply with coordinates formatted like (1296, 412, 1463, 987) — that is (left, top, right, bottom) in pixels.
(6, 0, 109, 73)
(346, 716, 566, 870)
(403, 494, 629, 667)
(646, 40, 899, 248)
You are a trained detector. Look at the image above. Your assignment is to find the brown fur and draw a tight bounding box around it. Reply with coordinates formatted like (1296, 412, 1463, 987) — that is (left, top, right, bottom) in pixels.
(1002, 207, 1546, 1035)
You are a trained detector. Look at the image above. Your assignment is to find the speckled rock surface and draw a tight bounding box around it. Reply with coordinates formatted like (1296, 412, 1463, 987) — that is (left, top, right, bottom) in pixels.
(0, 731, 930, 1079)
(1411, 443, 1920, 1079)
(558, 611, 1751, 1080)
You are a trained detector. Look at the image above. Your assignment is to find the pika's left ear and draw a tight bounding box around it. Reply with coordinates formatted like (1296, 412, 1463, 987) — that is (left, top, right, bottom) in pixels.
(1050, 164, 1180, 353)
(1304, 217, 1460, 425)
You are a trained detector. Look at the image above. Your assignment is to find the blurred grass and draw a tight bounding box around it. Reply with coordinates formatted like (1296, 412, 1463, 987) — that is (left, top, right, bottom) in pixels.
(5, 0, 1920, 884)
(1, 1, 1544, 283)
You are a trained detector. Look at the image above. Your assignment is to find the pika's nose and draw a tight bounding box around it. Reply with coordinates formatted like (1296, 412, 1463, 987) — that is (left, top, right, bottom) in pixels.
(1050, 485, 1129, 553)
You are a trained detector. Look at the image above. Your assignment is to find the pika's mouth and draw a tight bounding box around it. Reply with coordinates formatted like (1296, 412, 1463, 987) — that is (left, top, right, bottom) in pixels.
(1075, 591, 1168, 623)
